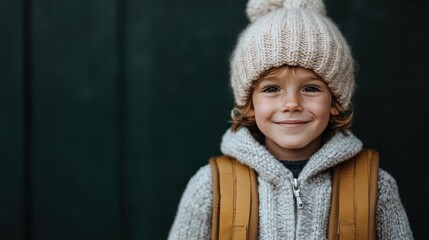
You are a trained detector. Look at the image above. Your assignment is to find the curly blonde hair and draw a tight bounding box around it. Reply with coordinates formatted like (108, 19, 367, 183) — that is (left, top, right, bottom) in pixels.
(230, 65, 354, 143)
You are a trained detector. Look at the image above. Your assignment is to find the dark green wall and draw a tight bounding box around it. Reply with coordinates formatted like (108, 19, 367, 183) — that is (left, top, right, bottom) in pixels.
(0, 0, 426, 239)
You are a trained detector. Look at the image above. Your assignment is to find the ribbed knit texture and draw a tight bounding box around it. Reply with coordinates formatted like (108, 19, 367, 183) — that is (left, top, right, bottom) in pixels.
(168, 128, 414, 239)
(230, 0, 355, 109)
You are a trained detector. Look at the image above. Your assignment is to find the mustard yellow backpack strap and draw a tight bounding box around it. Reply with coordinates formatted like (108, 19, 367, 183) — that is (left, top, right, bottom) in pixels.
(209, 155, 258, 240)
(328, 148, 379, 240)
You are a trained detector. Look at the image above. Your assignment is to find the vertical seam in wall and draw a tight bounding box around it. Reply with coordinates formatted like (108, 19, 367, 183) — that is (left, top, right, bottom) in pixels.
(23, 0, 33, 239)
(117, 0, 127, 239)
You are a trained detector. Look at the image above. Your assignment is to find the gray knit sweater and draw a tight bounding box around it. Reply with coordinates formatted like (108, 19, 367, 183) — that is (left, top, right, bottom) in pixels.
(168, 127, 414, 239)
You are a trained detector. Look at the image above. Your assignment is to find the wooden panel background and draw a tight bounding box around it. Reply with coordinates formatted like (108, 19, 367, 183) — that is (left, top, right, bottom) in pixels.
(0, 0, 24, 239)
(0, 0, 427, 239)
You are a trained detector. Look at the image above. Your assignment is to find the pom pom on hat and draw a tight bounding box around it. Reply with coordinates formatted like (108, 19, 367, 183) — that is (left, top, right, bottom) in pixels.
(230, 0, 355, 110)
(246, 0, 327, 22)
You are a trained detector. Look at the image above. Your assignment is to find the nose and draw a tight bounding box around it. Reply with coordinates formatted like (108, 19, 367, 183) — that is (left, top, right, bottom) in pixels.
(279, 91, 302, 112)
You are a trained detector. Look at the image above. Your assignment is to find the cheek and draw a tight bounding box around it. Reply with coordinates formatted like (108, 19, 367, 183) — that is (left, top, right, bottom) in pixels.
(253, 99, 274, 118)
(252, 99, 274, 128)
(306, 97, 332, 120)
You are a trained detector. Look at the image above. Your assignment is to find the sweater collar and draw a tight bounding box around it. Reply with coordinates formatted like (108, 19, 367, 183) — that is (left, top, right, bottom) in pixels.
(220, 127, 362, 185)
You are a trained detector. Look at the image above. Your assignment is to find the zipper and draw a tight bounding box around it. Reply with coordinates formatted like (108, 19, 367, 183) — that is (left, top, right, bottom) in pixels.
(291, 178, 304, 209)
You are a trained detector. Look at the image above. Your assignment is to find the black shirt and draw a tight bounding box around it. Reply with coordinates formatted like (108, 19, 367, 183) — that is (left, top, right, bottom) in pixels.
(278, 159, 309, 178)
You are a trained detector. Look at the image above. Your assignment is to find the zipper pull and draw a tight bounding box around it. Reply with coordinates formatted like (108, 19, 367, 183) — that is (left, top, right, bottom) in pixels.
(292, 178, 304, 209)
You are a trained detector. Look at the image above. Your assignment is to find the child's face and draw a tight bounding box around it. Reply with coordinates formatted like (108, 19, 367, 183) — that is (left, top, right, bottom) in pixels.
(250, 67, 338, 160)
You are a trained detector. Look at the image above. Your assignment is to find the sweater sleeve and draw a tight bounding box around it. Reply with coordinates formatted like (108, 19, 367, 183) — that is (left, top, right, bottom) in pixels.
(376, 169, 414, 240)
(167, 164, 213, 240)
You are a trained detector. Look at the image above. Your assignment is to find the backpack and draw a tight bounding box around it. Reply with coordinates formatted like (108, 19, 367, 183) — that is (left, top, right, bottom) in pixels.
(209, 148, 379, 240)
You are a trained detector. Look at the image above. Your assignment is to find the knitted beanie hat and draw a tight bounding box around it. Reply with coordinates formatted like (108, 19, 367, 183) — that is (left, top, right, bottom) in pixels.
(230, 0, 355, 110)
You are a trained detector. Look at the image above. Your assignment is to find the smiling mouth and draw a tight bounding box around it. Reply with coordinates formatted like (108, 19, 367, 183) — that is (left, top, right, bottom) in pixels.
(274, 120, 309, 127)
(275, 120, 308, 124)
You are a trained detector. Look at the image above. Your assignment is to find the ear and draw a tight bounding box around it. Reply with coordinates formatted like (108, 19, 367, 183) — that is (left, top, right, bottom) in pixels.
(330, 106, 340, 116)
(247, 108, 255, 117)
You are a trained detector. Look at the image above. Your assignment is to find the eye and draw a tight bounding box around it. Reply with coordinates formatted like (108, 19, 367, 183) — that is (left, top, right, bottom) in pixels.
(262, 86, 280, 93)
(303, 85, 321, 92)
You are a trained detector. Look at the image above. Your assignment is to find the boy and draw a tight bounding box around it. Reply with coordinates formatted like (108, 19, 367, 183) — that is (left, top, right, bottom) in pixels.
(168, 0, 414, 239)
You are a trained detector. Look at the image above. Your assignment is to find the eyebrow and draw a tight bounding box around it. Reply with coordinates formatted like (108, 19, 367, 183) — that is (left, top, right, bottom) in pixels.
(306, 76, 323, 81)
(260, 76, 279, 82)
